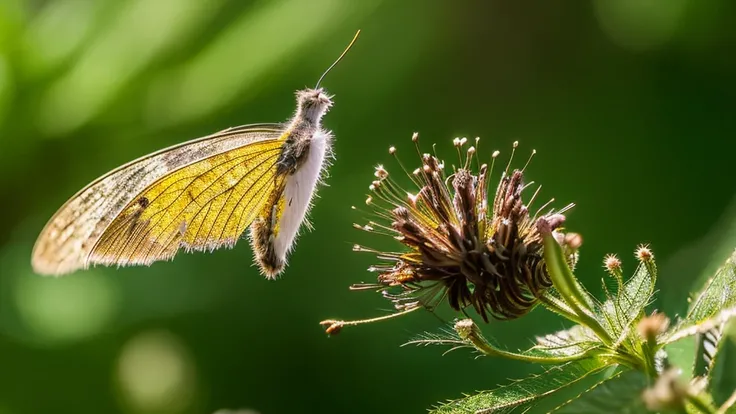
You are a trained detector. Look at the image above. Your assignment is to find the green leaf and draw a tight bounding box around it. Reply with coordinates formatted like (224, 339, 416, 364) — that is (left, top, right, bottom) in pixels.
(406, 320, 603, 364)
(692, 324, 723, 379)
(541, 232, 615, 345)
(430, 358, 614, 414)
(660, 198, 736, 319)
(665, 250, 736, 344)
(704, 321, 736, 406)
(599, 260, 656, 338)
(684, 393, 719, 414)
(403, 327, 473, 356)
(534, 325, 601, 359)
(665, 336, 697, 383)
(551, 368, 649, 414)
(541, 289, 577, 320)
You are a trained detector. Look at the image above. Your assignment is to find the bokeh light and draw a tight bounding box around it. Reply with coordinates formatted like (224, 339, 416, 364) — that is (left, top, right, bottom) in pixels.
(37, 0, 220, 135)
(144, 0, 382, 127)
(13, 269, 119, 344)
(116, 330, 197, 414)
(21, 0, 97, 75)
(594, 0, 689, 51)
(211, 409, 260, 414)
(0, 54, 11, 128)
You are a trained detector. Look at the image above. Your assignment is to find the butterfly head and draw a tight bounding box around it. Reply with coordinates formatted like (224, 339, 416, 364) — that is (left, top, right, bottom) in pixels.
(296, 88, 333, 124)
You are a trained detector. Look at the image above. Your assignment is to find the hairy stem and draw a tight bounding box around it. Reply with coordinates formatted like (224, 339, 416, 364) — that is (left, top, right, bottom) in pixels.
(542, 233, 613, 345)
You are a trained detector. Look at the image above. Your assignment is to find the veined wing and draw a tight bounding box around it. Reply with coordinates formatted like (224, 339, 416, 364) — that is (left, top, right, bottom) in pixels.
(32, 124, 287, 276)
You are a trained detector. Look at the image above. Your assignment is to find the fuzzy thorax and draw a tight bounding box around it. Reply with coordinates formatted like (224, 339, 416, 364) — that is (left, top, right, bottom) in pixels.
(294, 88, 333, 125)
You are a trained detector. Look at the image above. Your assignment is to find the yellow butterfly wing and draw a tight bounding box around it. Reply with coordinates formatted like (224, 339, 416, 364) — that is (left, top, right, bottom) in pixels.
(32, 124, 288, 276)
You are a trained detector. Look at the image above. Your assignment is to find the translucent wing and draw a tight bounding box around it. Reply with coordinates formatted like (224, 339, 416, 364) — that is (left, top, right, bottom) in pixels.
(32, 124, 287, 276)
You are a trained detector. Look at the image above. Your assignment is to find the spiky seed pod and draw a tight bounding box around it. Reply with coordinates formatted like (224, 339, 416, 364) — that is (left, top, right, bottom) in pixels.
(352, 135, 578, 322)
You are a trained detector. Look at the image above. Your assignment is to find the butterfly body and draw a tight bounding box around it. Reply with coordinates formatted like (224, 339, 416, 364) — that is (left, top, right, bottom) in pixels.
(251, 89, 333, 277)
(32, 88, 333, 278)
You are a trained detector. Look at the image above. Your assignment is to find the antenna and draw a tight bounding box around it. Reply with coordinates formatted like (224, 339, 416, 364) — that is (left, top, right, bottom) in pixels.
(315, 30, 361, 89)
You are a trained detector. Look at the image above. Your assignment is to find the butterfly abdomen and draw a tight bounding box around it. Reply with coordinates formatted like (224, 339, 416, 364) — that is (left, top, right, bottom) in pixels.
(249, 130, 331, 279)
(251, 216, 284, 277)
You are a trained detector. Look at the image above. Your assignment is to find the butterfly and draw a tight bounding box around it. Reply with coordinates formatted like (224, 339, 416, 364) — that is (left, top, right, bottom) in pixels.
(31, 31, 360, 279)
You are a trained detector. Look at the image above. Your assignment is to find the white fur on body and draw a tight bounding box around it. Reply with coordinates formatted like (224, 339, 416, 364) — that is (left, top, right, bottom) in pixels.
(273, 130, 332, 265)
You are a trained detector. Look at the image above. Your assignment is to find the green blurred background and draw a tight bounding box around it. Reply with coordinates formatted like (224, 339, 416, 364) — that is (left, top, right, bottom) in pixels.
(1, 0, 735, 413)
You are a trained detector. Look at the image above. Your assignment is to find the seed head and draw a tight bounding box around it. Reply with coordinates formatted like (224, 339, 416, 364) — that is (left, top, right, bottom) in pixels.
(350, 135, 577, 322)
(637, 311, 670, 343)
(454, 319, 476, 340)
(636, 244, 653, 262)
(603, 254, 622, 272)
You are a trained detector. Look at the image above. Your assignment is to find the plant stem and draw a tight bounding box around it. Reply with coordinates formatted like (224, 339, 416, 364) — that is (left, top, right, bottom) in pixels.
(640, 342, 659, 379)
(539, 294, 583, 324)
(686, 393, 719, 414)
(455, 318, 596, 364)
(470, 337, 595, 364)
(717, 390, 736, 414)
(542, 233, 613, 345)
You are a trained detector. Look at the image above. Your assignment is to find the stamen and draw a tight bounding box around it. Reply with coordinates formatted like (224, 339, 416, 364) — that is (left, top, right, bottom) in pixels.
(521, 181, 536, 192)
(521, 149, 536, 173)
(353, 199, 400, 223)
(454, 137, 463, 166)
(319, 304, 421, 334)
(465, 146, 476, 169)
(379, 177, 417, 211)
(432, 143, 440, 162)
(556, 203, 576, 215)
(505, 140, 519, 174)
(352, 244, 386, 255)
(412, 133, 422, 158)
(489, 150, 500, 174)
(487, 149, 501, 198)
(388, 145, 420, 188)
(374, 165, 389, 180)
(534, 198, 555, 219)
(526, 185, 542, 210)
(367, 220, 398, 234)
(473, 137, 481, 171)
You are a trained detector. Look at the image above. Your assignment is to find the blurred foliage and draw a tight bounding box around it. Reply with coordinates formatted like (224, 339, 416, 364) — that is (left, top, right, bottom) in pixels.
(0, 0, 735, 413)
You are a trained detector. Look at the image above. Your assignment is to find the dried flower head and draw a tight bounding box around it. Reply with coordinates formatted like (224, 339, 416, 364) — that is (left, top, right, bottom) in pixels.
(636, 244, 654, 262)
(603, 254, 622, 272)
(454, 319, 476, 340)
(351, 135, 577, 322)
(642, 368, 687, 411)
(637, 311, 670, 343)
